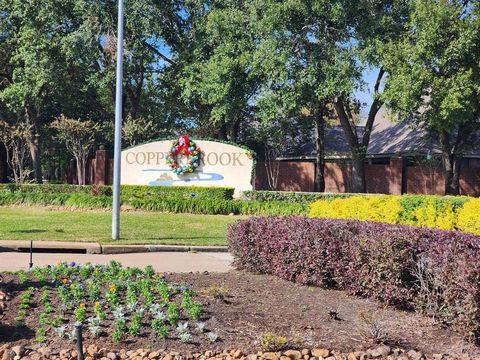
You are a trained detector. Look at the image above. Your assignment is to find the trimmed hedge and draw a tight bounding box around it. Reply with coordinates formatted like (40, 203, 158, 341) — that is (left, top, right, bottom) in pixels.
(0, 184, 235, 201)
(120, 185, 234, 201)
(241, 190, 354, 203)
(0, 183, 91, 194)
(131, 198, 306, 216)
(0, 188, 306, 216)
(309, 194, 480, 234)
(0, 184, 235, 200)
(0, 192, 71, 206)
(228, 216, 480, 343)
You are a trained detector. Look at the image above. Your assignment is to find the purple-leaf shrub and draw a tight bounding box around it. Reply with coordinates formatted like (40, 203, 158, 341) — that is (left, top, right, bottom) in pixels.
(227, 216, 480, 343)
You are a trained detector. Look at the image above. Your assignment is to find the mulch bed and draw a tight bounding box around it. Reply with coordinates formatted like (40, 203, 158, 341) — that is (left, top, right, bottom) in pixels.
(0, 270, 479, 358)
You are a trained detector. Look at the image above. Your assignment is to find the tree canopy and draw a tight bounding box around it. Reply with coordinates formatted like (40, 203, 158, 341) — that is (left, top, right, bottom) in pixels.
(0, 0, 478, 194)
(382, 0, 480, 194)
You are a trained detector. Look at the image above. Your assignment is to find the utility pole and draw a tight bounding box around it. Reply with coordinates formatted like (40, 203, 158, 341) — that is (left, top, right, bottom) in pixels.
(112, 0, 124, 240)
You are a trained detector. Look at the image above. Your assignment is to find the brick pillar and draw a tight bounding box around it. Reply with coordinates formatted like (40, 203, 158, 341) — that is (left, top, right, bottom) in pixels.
(389, 157, 404, 195)
(94, 148, 109, 185)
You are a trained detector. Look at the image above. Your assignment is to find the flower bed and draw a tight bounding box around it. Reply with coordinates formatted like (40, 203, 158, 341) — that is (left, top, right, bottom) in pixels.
(228, 216, 480, 343)
(2, 262, 218, 346)
(1, 270, 479, 358)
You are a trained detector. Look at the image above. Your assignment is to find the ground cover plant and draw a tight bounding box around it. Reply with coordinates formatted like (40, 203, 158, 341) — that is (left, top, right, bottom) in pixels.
(309, 194, 480, 234)
(2, 262, 219, 346)
(0, 207, 239, 245)
(228, 216, 480, 344)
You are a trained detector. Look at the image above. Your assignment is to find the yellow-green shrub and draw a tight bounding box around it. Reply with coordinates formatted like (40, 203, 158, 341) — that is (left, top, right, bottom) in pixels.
(457, 198, 480, 235)
(309, 194, 472, 232)
(413, 199, 457, 231)
(309, 196, 402, 224)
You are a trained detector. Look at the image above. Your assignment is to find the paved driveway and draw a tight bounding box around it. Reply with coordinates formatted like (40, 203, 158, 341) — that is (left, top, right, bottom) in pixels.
(0, 250, 233, 272)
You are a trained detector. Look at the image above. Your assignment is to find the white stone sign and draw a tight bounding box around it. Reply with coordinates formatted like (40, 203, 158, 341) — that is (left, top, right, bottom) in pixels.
(121, 139, 254, 197)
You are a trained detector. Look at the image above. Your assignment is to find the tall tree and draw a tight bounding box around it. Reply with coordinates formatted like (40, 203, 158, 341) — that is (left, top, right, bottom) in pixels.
(0, 0, 185, 184)
(0, 0, 80, 183)
(249, 0, 355, 192)
(382, 0, 480, 195)
(176, 0, 262, 142)
(332, 0, 409, 193)
(51, 115, 100, 185)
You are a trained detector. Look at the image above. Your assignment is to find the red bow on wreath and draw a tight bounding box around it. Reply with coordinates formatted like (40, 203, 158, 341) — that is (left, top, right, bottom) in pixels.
(175, 135, 191, 155)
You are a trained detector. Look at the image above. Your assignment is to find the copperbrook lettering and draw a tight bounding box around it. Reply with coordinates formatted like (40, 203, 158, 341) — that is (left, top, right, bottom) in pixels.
(125, 151, 245, 166)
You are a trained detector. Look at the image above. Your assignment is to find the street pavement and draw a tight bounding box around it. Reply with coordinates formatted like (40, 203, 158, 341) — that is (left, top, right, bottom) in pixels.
(0, 250, 233, 272)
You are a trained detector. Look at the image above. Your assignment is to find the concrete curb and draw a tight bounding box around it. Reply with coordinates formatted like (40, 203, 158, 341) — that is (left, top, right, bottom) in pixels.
(101, 244, 229, 254)
(0, 240, 228, 255)
(0, 240, 102, 254)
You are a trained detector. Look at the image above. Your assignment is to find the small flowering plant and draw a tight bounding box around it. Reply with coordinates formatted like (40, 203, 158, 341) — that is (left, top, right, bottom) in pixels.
(93, 301, 107, 320)
(74, 303, 87, 323)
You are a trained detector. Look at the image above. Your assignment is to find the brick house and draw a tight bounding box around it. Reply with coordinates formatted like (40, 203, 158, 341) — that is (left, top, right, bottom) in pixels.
(255, 112, 480, 196)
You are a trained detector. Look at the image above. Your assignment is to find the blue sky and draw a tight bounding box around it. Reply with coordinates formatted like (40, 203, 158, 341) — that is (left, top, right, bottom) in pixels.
(355, 67, 381, 112)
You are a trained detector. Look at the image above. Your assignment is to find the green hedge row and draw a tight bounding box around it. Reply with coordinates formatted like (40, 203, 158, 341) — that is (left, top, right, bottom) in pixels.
(120, 185, 234, 201)
(0, 190, 306, 216)
(241, 190, 355, 203)
(0, 184, 235, 201)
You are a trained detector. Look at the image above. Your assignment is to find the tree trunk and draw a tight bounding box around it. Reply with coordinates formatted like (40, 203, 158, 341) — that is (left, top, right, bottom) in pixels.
(351, 148, 366, 193)
(228, 117, 241, 142)
(442, 152, 461, 195)
(0, 145, 7, 183)
(334, 69, 385, 194)
(217, 121, 228, 141)
(76, 157, 86, 186)
(25, 105, 42, 183)
(314, 111, 325, 192)
(439, 130, 462, 196)
(29, 133, 42, 184)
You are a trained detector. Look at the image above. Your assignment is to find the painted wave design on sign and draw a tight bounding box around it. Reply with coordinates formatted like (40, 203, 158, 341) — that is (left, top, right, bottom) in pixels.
(143, 169, 224, 186)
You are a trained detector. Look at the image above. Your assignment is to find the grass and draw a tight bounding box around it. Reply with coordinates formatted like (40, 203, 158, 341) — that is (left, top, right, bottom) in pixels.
(0, 207, 243, 245)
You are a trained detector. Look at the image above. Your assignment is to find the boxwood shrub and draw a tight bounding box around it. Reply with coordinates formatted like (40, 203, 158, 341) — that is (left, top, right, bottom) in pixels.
(228, 216, 480, 343)
(0, 184, 235, 200)
(120, 185, 234, 201)
(241, 190, 353, 203)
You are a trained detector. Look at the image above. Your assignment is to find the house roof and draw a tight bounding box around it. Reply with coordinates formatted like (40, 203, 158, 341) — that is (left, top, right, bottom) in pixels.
(282, 110, 480, 160)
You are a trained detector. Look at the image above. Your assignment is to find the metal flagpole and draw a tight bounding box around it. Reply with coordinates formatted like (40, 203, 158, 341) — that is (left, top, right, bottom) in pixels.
(112, 0, 125, 240)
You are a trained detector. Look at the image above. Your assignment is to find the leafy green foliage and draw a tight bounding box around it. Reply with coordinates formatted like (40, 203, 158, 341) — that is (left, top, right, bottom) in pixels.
(382, 0, 480, 194)
(242, 191, 353, 203)
(0, 184, 235, 201)
(0, 184, 307, 215)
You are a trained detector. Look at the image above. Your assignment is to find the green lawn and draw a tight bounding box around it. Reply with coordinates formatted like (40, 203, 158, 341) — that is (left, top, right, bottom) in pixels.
(0, 207, 243, 245)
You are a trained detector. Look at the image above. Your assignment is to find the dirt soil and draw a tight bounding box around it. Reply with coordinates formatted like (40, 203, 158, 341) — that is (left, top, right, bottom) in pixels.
(1, 271, 479, 358)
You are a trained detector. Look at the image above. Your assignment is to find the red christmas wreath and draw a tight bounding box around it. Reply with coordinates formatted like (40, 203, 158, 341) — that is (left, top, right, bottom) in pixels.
(166, 135, 201, 175)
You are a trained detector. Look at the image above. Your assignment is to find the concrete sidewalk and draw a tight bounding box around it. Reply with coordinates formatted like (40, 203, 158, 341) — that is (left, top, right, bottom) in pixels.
(0, 251, 233, 272)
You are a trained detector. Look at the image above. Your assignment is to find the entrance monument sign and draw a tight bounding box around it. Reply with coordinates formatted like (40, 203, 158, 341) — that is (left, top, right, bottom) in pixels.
(121, 139, 255, 197)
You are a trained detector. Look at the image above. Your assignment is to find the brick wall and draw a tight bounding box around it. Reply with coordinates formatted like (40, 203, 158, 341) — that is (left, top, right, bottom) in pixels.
(73, 150, 480, 196)
(460, 168, 480, 196)
(365, 164, 391, 194)
(255, 161, 315, 192)
(404, 166, 444, 195)
(255, 158, 480, 196)
(324, 162, 352, 193)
